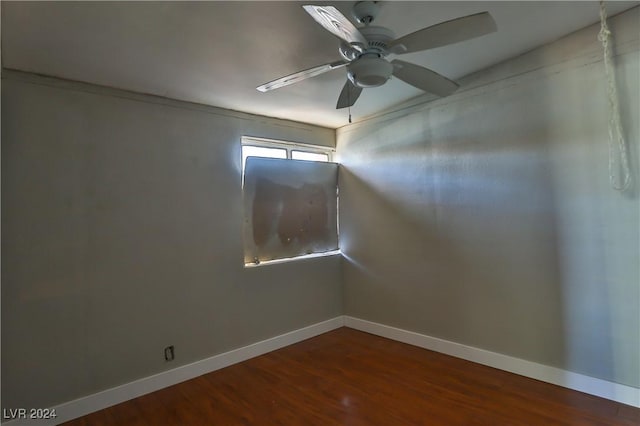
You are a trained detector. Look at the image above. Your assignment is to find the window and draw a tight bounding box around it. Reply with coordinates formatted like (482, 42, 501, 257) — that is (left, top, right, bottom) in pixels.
(241, 137, 338, 266)
(242, 137, 332, 169)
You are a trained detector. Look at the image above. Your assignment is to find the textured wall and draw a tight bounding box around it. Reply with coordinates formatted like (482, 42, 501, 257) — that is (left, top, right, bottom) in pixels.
(1, 72, 342, 410)
(337, 7, 639, 387)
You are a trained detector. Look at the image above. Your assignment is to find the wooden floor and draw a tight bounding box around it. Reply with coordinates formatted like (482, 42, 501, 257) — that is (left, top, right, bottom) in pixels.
(64, 328, 639, 425)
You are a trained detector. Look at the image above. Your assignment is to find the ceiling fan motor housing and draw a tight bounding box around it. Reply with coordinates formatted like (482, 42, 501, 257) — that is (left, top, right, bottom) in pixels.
(339, 26, 395, 61)
(347, 55, 393, 88)
(359, 26, 395, 53)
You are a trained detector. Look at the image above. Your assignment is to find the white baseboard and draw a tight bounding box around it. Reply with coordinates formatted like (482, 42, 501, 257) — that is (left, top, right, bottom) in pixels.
(344, 316, 640, 408)
(2, 317, 344, 426)
(5, 314, 637, 425)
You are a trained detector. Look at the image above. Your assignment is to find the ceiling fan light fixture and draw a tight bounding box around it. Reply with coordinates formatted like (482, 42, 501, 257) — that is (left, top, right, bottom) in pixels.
(347, 56, 393, 88)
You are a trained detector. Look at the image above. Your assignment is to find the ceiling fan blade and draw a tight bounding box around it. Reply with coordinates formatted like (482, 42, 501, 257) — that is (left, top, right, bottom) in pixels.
(336, 80, 363, 109)
(390, 12, 496, 54)
(257, 61, 347, 92)
(391, 60, 459, 97)
(303, 5, 367, 47)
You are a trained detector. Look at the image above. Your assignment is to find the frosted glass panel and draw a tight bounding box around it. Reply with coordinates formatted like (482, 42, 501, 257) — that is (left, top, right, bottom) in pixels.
(242, 146, 287, 170)
(243, 157, 338, 264)
(291, 150, 329, 162)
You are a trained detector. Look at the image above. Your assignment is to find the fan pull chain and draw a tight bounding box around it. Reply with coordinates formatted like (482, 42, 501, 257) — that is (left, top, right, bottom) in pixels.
(347, 83, 352, 123)
(598, 0, 631, 191)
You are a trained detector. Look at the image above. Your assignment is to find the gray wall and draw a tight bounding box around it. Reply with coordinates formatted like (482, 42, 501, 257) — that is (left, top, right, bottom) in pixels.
(3, 5, 639, 414)
(337, 7, 639, 387)
(1, 72, 342, 410)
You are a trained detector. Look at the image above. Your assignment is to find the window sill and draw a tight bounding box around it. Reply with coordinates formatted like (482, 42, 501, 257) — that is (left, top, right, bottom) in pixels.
(244, 250, 342, 268)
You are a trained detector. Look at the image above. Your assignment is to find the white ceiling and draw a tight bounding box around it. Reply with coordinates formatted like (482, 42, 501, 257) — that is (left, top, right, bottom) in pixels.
(2, 1, 637, 129)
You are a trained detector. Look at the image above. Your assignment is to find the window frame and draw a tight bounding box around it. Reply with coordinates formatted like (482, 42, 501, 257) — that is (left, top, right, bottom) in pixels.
(241, 136, 334, 169)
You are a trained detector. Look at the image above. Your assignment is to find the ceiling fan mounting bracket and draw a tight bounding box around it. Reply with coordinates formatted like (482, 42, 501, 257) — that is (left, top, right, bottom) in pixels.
(352, 1, 380, 25)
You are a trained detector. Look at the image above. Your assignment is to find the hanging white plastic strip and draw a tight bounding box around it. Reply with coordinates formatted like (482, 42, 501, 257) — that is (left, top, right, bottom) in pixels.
(597, 0, 631, 191)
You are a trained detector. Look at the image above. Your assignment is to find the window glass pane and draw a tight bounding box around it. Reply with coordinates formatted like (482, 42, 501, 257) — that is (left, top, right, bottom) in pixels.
(291, 150, 329, 162)
(243, 157, 338, 265)
(242, 146, 287, 169)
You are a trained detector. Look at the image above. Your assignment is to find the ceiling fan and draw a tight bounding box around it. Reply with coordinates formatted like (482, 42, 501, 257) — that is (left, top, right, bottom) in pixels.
(256, 1, 497, 109)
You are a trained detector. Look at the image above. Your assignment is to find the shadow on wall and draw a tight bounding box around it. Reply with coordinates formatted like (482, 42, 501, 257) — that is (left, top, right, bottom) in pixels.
(335, 71, 625, 378)
(339, 167, 472, 335)
(541, 52, 639, 385)
(337, 41, 640, 384)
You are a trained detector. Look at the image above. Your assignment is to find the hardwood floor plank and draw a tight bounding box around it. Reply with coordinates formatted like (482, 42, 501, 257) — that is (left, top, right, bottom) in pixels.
(62, 328, 639, 425)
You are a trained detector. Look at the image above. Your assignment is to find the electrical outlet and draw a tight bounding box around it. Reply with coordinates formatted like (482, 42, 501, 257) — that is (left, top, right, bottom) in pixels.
(164, 345, 175, 362)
